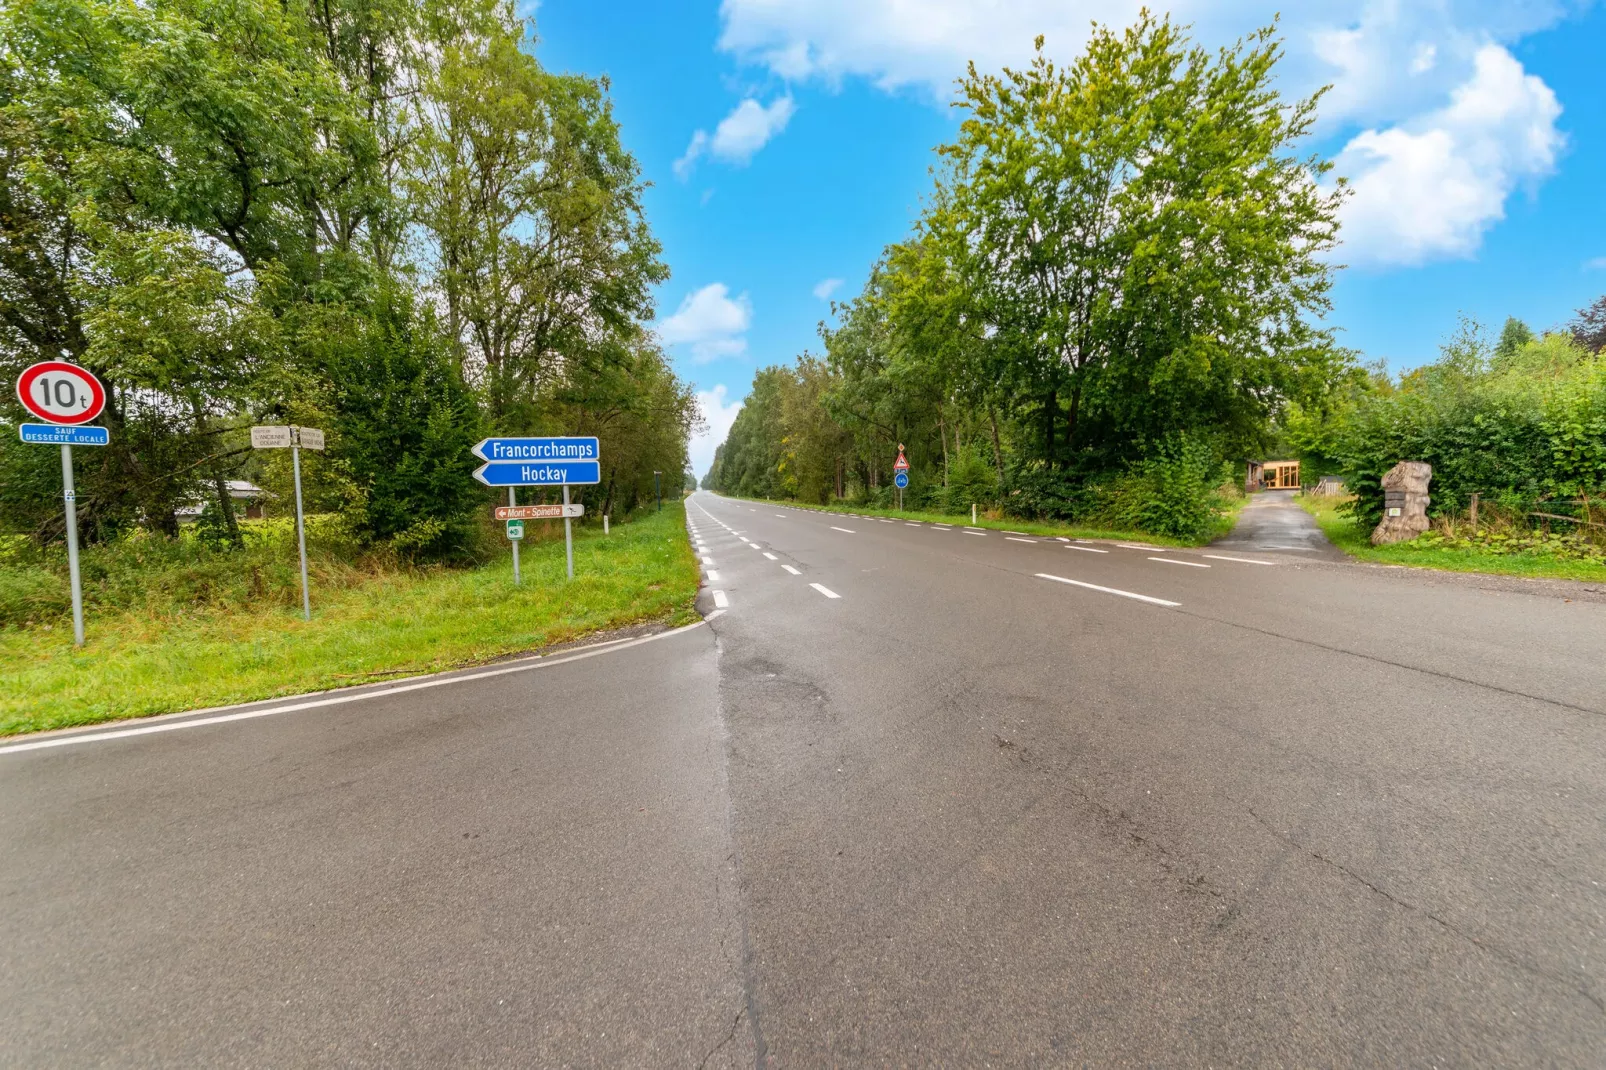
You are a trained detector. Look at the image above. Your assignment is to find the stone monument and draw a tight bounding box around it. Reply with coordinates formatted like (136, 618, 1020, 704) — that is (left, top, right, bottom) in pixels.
(1371, 461, 1432, 544)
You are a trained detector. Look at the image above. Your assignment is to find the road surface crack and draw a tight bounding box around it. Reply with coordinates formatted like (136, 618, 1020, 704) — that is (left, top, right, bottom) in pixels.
(1241, 804, 1604, 1017)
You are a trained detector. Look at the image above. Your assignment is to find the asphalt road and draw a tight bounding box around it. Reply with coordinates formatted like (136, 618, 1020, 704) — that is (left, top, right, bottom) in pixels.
(3, 490, 1603, 1066)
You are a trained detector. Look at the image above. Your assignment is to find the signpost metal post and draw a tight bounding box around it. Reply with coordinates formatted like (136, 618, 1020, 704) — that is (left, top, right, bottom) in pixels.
(654, 470, 662, 512)
(16, 361, 108, 646)
(471, 436, 600, 581)
(893, 444, 910, 512)
(509, 488, 520, 585)
(252, 424, 323, 620)
(60, 444, 84, 645)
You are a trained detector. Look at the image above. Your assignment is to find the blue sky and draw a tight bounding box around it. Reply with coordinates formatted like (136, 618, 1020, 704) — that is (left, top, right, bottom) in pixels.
(531, 1, 1606, 475)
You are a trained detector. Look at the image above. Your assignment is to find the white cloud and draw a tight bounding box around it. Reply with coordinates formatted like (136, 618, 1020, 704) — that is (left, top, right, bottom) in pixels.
(812, 277, 843, 300)
(674, 96, 796, 179)
(1331, 45, 1562, 266)
(690, 384, 744, 478)
(1585, 257, 1606, 271)
(656, 282, 752, 362)
(717, 1, 1575, 267)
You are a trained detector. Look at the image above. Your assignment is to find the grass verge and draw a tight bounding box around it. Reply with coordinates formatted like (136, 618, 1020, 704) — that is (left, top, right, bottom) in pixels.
(0, 503, 700, 737)
(1296, 495, 1606, 584)
(707, 493, 1225, 547)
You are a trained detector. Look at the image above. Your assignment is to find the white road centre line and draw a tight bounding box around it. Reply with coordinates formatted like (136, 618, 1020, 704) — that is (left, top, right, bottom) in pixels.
(781, 565, 801, 575)
(706, 570, 721, 582)
(831, 526, 855, 534)
(810, 583, 841, 599)
(1005, 537, 1037, 544)
(1035, 573, 1181, 608)
(712, 590, 730, 608)
(1203, 554, 1277, 566)
(763, 552, 778, 560)
(1066, 545, 1110, 553)
(1150, 556, 1209, 568)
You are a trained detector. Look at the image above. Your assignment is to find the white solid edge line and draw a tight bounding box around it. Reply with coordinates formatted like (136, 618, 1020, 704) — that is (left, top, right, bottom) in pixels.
(1005, 537, 1037, 544)
(1150, 556, 1209, 568)
(831, 526, 855, 533)
(0, 621, 710, 757)
(1202, 554, 1277, 566)
(705, 608, 726, 621)
(1035, 573, 1180, 607)
(1066, 545, 1109, 553)
(763, 552, 777, 560)
(712, 589, 730, 608)
(810, 583, 841, 599)
(781, 565, 801, 575)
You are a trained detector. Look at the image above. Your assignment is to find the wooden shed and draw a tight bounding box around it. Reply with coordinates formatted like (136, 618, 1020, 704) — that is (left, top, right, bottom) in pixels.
(1246, 460, 1301, 492)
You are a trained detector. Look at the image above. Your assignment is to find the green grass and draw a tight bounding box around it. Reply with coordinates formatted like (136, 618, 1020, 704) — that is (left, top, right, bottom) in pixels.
(1296, 495, 1606, 584)
(712, 493, 1242, 547)
(0, 503, 700, 737)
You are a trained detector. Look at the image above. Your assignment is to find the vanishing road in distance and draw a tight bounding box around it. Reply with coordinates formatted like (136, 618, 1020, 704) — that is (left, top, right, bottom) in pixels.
(4, 490, 1602, 1066)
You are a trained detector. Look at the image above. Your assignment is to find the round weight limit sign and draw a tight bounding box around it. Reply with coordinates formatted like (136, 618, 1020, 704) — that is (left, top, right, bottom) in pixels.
(16, 361, 106, 425)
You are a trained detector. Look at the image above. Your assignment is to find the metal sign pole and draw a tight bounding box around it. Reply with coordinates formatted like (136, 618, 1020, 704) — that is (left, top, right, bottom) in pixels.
(509, 487, 521, 585)
(292, 440, 311, 620)
(562, 483, 574, 579)
(60, 444, 84, 646)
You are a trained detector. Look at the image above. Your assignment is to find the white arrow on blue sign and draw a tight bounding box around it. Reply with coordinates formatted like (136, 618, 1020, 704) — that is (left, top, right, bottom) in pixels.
(894, 471, 909, 489)
(20, 423, 109, 446)
(473, 460, 601, 487)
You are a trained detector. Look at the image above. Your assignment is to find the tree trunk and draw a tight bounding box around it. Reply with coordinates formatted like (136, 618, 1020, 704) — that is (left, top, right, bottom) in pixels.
(988, 406, 1005, 491)
(1066, 376, 1082, 454)
(939, 412, 950, 487)
(212, 471, 242, 547)
(1043, 389, 1057, 466)
(835, 456, 844, 500)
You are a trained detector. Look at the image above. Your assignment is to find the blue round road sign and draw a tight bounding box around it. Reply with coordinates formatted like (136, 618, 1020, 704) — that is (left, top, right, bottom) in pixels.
(894, 471, 909, 489)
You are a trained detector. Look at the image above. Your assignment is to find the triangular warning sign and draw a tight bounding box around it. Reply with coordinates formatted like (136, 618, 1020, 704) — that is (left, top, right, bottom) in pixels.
(894, 452, 909, 471)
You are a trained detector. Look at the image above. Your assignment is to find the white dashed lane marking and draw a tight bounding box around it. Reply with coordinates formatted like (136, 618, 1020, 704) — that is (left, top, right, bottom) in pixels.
(1005, 537, 1037, 544)
(1203, 554, 1276, 566)
(1036, 573, 1180, 608)
(963, 531, 985, 537)
(763, 552, 777, 560)
(712, 590, 730, 608)
(701, 556, 714, 565)
(1151, 557, 1209, 568)
(706, 570, 721, 582)
(831, 526, 855, 534)
(782, 565, 801, 575)
(1066, 545, 1109, 553)
(810, 583, 841, 599)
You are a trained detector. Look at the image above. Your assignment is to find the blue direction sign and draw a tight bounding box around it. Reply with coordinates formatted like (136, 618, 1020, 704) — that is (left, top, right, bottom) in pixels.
(20, 423, 109, 446)
(474, 460, 601, 487)
(472, 436, 599, 463)
(894, 470, 909, 489)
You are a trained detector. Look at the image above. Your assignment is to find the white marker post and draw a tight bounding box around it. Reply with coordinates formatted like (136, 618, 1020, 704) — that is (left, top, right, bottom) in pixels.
(509, 487, 521, 585)
(291, 438, 310, 620)
(60, 445, 84, 645)
(562, 483, 574, 580)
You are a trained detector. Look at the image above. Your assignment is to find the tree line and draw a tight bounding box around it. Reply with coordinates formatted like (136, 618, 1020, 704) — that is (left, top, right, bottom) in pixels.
(705, 16, 1349, 540)
(0, 0, 699, 560)
(704, 15, 1606, 542)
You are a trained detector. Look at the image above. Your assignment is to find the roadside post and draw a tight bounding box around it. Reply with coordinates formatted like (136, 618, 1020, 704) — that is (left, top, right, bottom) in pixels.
(654, 470, 662, 512)
(15, 361, 109, 646)
(893, 444, 910, 512)
(472, 436, 600, 581)
(509, 488, 521, 585)
(252, 424, 324, 620)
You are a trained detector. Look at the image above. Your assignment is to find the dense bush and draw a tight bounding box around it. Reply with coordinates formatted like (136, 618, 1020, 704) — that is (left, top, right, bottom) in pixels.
(1330, 327, 1606, 528)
